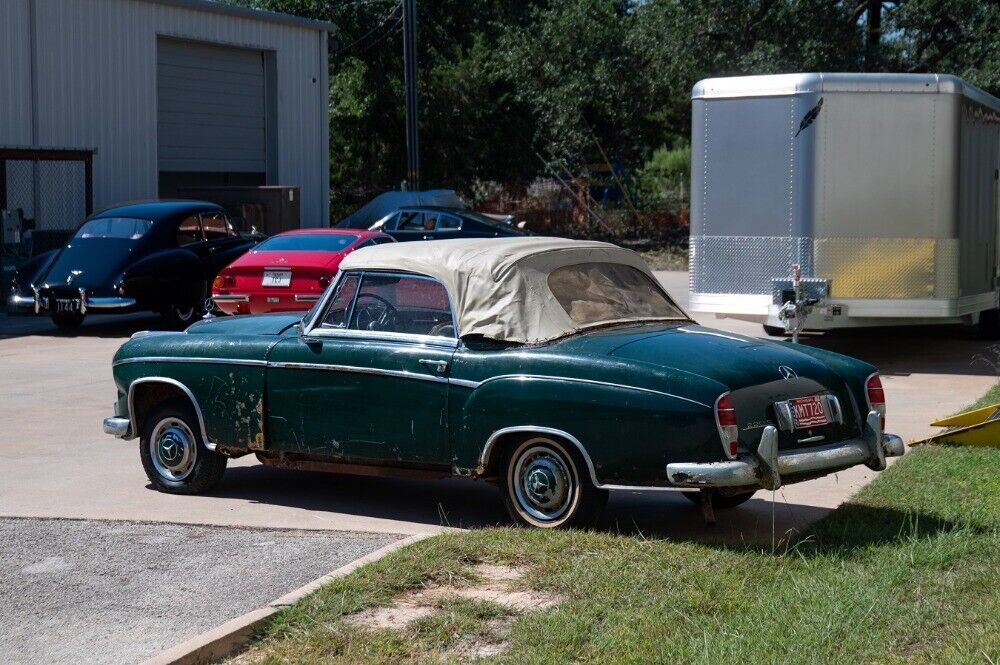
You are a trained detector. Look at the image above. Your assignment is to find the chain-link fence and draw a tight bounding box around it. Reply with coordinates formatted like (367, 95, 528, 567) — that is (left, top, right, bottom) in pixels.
(1, 148, 93, 298)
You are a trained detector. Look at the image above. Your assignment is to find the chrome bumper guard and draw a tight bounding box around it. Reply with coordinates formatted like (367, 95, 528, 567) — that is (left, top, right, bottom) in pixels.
(103, 416, 131, 438)
(666, 411, 904, 491)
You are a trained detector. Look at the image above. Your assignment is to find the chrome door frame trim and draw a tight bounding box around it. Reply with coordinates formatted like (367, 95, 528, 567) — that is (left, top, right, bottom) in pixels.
(302, 269, 458, 344)
(480, 425, 685, 492)
(303, 327, 459, 349)
(127, 377, 215, 451)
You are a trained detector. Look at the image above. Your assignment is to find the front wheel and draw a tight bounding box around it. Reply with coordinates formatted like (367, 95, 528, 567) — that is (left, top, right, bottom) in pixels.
(139, 399, 226, 494)
(500, 437, 607, 528)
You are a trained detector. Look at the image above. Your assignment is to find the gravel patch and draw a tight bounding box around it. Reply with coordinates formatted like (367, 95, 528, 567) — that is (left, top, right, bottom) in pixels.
(0, 517, 399, 664)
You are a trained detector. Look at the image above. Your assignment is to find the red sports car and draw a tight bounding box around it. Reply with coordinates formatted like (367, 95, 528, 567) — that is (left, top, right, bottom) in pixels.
(211, 229, 394, 315)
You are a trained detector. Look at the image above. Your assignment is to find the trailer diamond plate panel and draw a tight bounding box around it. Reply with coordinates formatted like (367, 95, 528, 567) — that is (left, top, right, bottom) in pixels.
(690, 235, 813, 295)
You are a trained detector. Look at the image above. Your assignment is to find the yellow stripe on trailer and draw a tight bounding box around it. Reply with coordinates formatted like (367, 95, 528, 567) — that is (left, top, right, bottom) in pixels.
(913, 402, 1000, 448)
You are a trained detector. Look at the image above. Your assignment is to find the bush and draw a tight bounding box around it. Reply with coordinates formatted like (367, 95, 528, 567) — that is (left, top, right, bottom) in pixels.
(635, 142, 691, 207)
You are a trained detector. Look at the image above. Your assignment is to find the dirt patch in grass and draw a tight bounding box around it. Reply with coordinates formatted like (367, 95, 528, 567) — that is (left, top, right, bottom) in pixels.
(343, 564, 559, 632)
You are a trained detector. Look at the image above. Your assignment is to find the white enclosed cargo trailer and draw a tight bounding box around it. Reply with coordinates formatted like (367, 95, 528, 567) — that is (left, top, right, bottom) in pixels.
(688, 73, 1000, 336)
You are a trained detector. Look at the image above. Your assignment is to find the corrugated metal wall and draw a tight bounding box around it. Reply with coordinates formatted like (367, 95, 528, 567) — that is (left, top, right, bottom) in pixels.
(0, 0, 329, 226)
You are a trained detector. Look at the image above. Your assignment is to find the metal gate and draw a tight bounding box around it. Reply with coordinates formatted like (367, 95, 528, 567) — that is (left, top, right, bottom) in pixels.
(1, 147, 93, 299)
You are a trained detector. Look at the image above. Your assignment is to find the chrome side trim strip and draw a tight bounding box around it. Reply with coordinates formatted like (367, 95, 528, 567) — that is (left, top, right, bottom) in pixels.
(113, 356, 268, 368)
(126, 377, 215, 451)
(294, 294, 321, 302)
(267, 360, 449, 384)
(448, 378, 480, 389)
(212, 294, 250, 303)
(466, 374, 710, 408)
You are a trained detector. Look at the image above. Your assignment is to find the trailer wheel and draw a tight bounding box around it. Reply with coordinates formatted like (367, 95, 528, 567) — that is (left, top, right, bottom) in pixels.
(762, 324, 786, 337)
(979, 309, 1000, 340)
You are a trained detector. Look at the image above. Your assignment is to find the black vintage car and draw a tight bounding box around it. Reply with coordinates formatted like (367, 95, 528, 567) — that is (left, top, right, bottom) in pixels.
(8, 200, 258, 328)
(368, 206, 529, 242)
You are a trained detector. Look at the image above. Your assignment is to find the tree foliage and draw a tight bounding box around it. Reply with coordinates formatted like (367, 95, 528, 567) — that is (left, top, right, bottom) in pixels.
(229, 0, 1000, 207)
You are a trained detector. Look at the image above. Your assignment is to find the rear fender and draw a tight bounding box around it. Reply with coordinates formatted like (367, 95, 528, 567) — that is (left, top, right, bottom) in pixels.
(451, 375, 717, 485)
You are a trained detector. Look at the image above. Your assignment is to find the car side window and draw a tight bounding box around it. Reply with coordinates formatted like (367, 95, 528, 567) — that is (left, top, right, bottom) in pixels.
(201, 212, 236, 240)
(437, 214, 462, 231)
(349, 273, 455, 338)
(372, 235, 395, 244)
(176, 216, 203, 246)
(396, 212, 424, 231)
(320, 273, 361, 328)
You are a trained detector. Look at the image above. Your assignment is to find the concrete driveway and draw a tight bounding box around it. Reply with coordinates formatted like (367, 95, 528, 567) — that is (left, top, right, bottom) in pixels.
(2, 272, 994, 543)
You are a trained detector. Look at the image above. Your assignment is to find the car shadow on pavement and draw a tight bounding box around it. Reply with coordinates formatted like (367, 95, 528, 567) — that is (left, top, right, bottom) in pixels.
(0, 312, 165, 339)
(205, 463, 843, 545)
(795, 324, 998, 377)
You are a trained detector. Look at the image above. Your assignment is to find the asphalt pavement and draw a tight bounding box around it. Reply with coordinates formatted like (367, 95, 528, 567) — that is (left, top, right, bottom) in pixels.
(1, 271, 997, 662)
(0, 517, 396, 665)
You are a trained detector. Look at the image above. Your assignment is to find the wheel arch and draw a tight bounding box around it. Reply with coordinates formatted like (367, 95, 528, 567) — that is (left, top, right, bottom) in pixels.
(478, 426, 600, 488)
(128, 377, 214, 451)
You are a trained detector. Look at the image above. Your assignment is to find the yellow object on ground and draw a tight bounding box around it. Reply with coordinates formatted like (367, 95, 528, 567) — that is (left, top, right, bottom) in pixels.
(913, 402, 1000, 448)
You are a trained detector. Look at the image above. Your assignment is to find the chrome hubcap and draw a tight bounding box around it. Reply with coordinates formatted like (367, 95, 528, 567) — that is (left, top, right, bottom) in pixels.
(513, 445, 573, 522)
(149, 417, 196, 481)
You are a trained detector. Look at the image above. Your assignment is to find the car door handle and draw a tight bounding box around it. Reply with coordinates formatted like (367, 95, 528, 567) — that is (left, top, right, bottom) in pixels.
(419, 359, 449, 374)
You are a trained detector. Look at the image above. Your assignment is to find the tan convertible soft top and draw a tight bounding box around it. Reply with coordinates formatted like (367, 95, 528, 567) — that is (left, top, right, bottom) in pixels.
(338, 237, 685, 343)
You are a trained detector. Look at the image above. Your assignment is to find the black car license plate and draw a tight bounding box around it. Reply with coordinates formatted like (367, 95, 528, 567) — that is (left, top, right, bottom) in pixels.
(55, 298, 80, 314)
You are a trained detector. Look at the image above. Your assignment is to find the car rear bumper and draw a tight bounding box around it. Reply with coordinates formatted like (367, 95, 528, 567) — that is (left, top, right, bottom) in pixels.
(8, 291, 136, 315)
(666, 411, 904, 491)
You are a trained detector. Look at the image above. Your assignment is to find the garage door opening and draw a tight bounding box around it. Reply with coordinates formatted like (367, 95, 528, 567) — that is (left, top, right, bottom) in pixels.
(156, 38, 276, 198)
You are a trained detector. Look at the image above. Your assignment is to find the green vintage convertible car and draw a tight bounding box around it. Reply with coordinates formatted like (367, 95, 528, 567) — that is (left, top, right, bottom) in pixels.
(104, 237, 904, 528)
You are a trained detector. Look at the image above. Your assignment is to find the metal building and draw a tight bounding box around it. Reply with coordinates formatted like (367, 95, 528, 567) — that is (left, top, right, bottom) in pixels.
(0, 0, 335, 242)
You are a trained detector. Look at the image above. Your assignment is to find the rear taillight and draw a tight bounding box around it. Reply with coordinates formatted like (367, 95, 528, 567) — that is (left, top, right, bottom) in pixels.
(213, 273, 235, 290)
(318, 275, 331, 288)
(866, 373, 886, 429)
(715, 393, 739, 459)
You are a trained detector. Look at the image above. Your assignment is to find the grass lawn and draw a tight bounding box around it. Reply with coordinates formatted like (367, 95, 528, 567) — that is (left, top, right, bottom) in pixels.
(231, 443, 1000, 663)
(637, 244, 689, 271)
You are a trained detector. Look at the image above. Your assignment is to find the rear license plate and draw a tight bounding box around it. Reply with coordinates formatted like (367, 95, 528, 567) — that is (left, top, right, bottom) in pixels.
(55, 298, 80, 314)
(790, 395, 831, 428)
(262, 270, 291, 287)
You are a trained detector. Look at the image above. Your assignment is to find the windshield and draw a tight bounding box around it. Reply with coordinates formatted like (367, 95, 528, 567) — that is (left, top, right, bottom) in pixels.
(255, 233, 359, 252)
(75, 217, 152, 240)
(547, 262, 685, 326)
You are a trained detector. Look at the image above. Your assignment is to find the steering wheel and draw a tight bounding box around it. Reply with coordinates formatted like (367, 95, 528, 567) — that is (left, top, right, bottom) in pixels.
(352, 293, 398, 331)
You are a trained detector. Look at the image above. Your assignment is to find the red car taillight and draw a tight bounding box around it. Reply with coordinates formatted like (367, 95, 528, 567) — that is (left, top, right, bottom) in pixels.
(213, 273, 235, 290)
(715, 393, 739, 459)
(866, 373, 886, 429)
(318, 275, 331, 289)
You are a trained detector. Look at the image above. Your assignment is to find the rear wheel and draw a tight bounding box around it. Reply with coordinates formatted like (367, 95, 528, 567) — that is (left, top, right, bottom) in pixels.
(500, 436, 607, 528)
(51, 311, 85, 329)
(139, 399, 226, 494)
(979, 308, 1000, 340)
(682, 489, 757, 510)
(161, 302, 200, 329)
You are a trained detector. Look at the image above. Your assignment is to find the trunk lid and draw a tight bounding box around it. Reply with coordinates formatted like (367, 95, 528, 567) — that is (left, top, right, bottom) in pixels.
(603, 324, 862, 450)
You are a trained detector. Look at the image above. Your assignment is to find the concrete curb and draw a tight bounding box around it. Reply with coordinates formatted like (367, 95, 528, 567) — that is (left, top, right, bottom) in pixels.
(141, 533, 433, 665)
